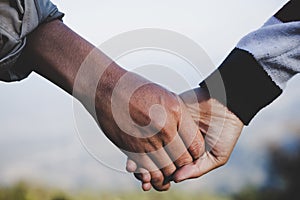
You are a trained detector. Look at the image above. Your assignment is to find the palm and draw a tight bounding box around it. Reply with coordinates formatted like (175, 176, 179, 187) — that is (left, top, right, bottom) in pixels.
(127, 87, 244, 189)
(173, 88, 244, 182)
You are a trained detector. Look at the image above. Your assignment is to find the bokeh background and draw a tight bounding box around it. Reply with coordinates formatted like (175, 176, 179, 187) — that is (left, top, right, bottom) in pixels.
(1, 0, 300, 199)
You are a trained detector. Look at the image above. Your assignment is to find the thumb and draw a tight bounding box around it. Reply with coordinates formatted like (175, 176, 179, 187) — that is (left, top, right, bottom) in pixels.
(173, 152, 217, 183)
(173, 163, 200, 183)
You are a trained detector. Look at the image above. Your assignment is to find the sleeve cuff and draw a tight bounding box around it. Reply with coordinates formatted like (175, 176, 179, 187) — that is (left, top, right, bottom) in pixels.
(0, 0, 64, 82)
(275, 0, 300, 23)
(200, 48, 282, 125)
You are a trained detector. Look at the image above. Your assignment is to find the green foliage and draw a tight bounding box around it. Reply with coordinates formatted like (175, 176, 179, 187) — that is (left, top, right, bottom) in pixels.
(0, 182, 232, 200)
(0, 182, 70, 200)
(4, 137, 300, 200)
(91, 191, 231, 200)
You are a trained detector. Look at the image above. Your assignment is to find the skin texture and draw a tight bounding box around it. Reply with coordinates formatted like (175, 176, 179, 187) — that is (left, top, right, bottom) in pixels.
(128, 87, 244, 191)
(19, 20, 205, 191)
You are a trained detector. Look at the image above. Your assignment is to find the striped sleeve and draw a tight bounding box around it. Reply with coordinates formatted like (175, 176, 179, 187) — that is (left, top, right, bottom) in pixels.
(200, 0, 300, 125)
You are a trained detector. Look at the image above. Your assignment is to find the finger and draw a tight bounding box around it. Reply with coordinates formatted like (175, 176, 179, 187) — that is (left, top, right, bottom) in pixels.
(127, 163, 153, 191)
(150, 170, 171, 191)
(126, 158, 138, 173)
(151, 119, 194, 174)
(133, 125, 178, 178)
(129, 154, 171, 191)
(142, 182, 152, 191)
(134, 168, 151, 183)
(173, 152, 219, 183)
(163, 133, 194, 169)
(147, 146, 177, 180)
(178, 105, 205, 161)
(173, 163, 201, 183)
(134, 168, 171, 192)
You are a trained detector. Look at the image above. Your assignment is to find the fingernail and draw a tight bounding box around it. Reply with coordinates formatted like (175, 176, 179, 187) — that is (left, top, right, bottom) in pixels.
(174, 176, 185, 183)
(142, 183, 152, 192)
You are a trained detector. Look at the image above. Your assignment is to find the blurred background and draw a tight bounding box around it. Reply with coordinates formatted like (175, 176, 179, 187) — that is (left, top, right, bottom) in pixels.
(1, 0, 300, 199)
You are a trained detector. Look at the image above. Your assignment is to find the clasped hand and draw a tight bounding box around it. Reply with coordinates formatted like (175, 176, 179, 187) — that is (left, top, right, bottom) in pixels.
(95, 70, 243, 191)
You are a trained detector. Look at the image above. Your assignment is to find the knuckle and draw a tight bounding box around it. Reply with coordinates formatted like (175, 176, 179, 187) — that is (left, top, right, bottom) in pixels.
(162, 92, 181, 116)
(140, 136, 162, 152)
(168, 100, 181, 116)
(151, 119, 165, 131)
(217, 157, 229, 167)
(175, 156, 193, 168)
(189, 141, 203, 160)
(162, 165, 176, 177)
(159, 129, 176, 145)
(151, 171, 164, 184)
(145, 137, 162, 152)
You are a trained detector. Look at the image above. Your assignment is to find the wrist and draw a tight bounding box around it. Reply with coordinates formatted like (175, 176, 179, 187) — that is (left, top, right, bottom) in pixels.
(200, 48, 282, 125)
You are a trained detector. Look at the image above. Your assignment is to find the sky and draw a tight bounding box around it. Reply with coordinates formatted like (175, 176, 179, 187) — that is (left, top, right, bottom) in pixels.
(1, 0, 298, 194)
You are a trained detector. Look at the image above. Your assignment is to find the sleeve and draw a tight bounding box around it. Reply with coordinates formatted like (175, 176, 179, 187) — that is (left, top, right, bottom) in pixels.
(0, 0, 64, 82)
(200, 0, 300, 125)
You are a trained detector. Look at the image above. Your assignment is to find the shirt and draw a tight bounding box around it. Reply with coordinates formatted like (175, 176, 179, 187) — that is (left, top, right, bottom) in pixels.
(0, 0, 63, 82)
(201, 0, 300, 125)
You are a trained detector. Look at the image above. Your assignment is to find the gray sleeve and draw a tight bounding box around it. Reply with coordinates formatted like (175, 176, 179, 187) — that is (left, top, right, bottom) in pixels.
(237, 16, 300, 89)
(0, 0, 64, 82)
(200, 17, 300, 125)
(200, 0, 300, 125)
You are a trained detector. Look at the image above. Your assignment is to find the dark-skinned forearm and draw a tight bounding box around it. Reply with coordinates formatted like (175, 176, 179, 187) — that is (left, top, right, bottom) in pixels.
(20, 20, 126, 111)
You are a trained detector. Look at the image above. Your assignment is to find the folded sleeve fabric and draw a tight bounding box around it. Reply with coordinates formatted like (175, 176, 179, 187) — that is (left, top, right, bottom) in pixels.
(0, 0, 64, 82)
(200, 0, 300, 125)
